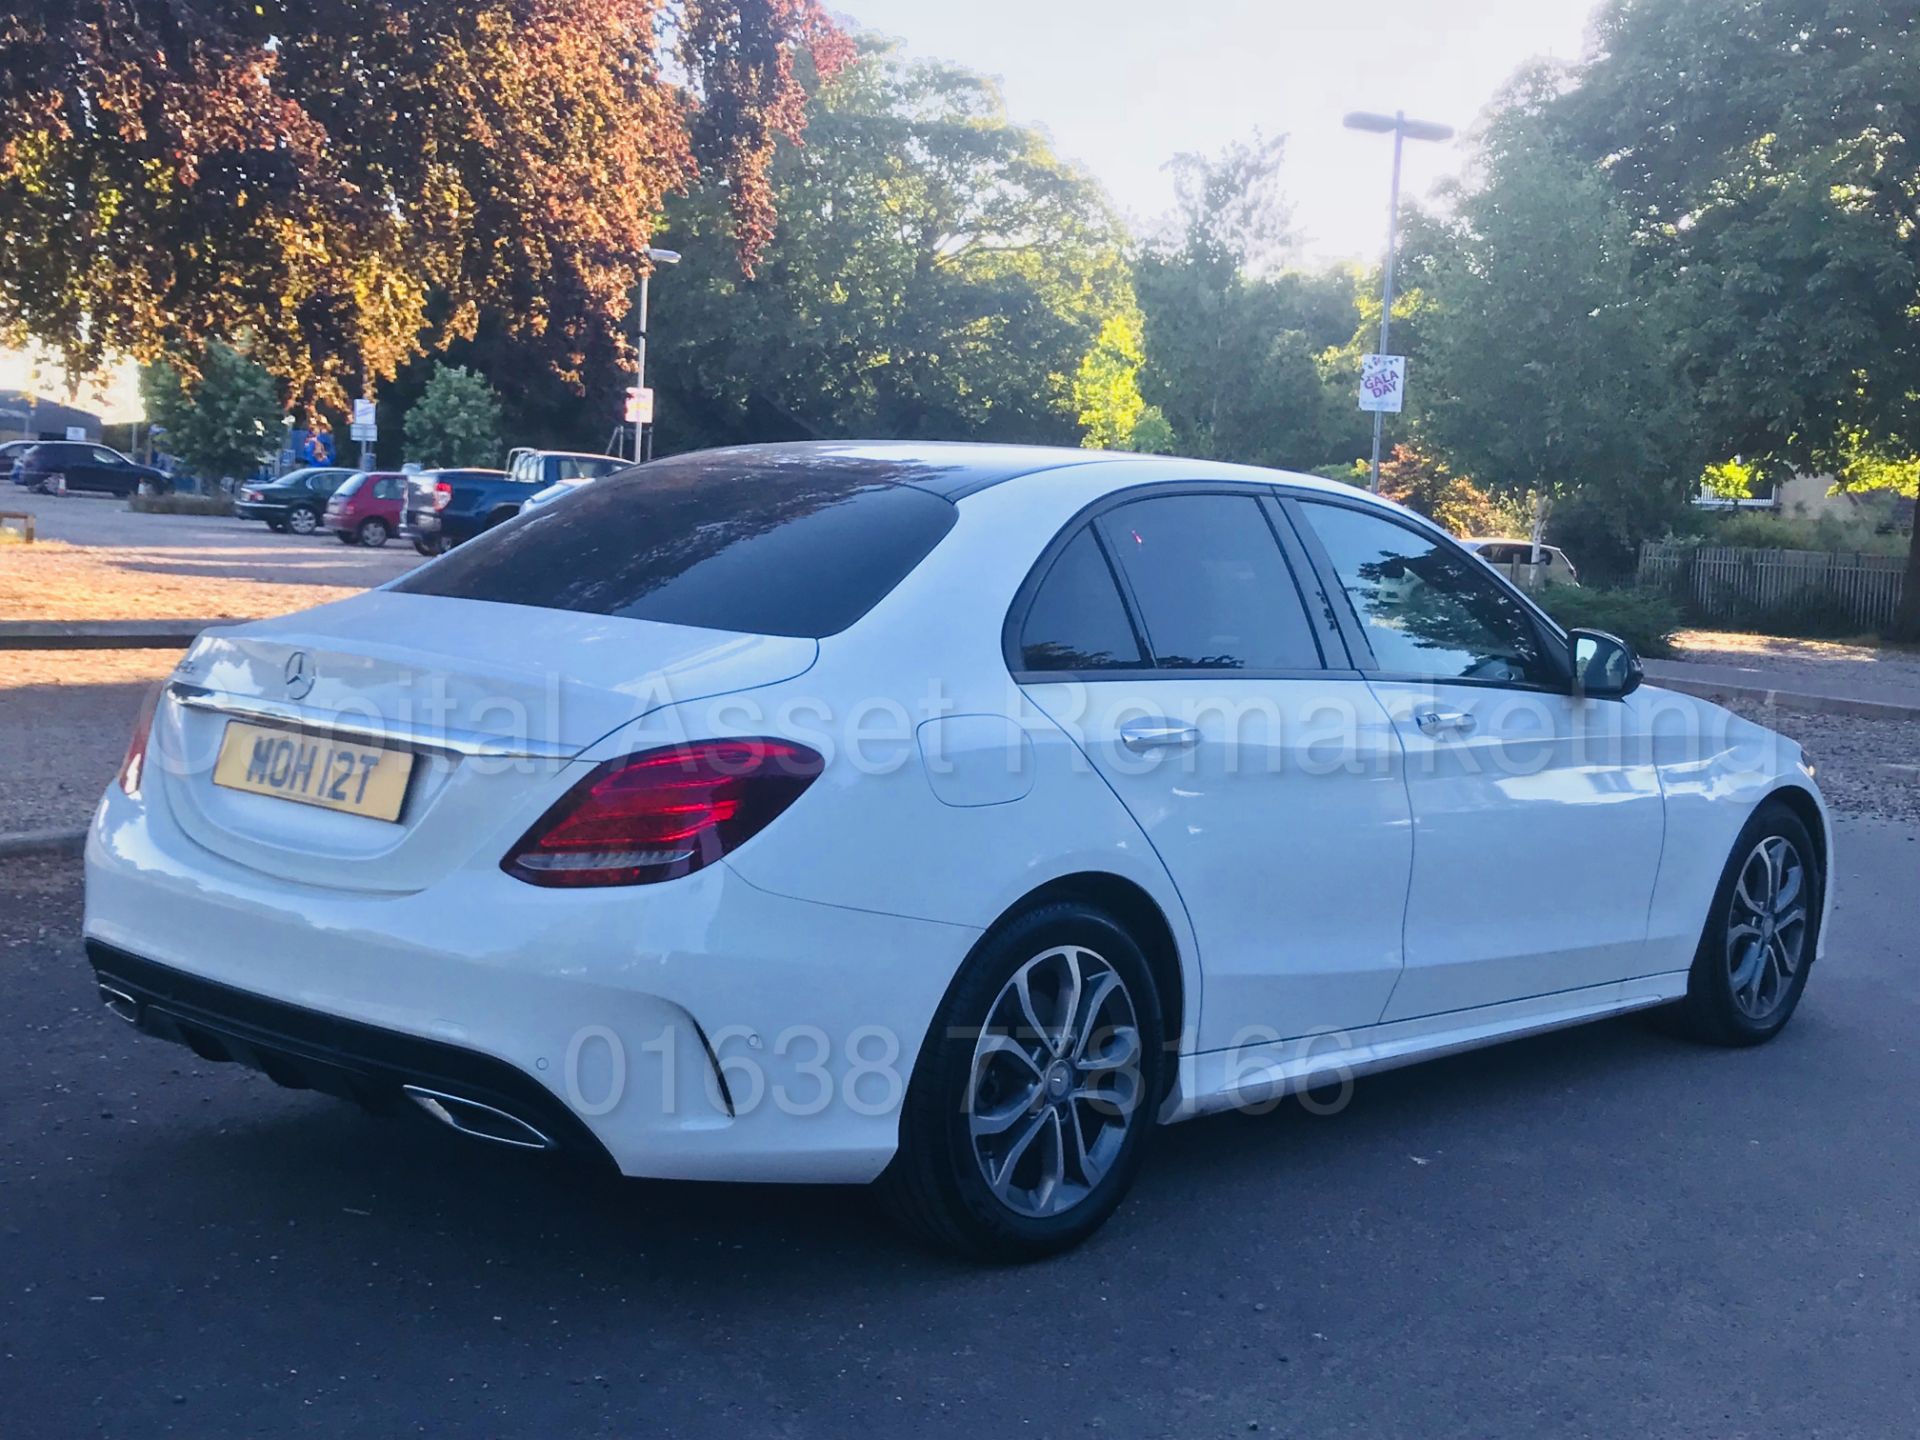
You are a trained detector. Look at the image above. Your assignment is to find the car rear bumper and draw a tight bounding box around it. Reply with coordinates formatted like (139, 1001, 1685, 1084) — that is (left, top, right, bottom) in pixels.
(88, 941, 619, 1168)
(83, 779, 976, 1184)
(234, 501, 290, 521)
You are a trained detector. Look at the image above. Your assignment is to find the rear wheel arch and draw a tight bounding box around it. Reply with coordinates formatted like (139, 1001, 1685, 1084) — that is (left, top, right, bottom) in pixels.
(485, 505, 519, 530)
(975, 872, 1188, 1060)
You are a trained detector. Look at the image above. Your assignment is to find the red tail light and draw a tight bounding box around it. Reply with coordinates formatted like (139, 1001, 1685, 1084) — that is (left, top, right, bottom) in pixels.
(117, 684, 163, 798)
(432, 480, 452, 511)
(503, 739, 823, 888)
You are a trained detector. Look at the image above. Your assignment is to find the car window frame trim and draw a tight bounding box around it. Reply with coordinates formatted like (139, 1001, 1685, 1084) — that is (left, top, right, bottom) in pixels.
(1276, 490, 1580, 697)
(1002, 480, 1364, 685)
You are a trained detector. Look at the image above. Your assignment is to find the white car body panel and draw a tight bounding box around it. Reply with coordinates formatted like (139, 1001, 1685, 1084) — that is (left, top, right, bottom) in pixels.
(1366, 679, 1666, 1020)
(82, 446, 1836, 1187)
(1026, 673, 1412, 1050)
(86, 778, 975, 1183)
(1635, 684, 1832, 970)
(1168, 971, 1690, 1122)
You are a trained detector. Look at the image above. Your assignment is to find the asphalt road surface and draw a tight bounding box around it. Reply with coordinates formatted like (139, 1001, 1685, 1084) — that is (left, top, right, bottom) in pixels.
(3, 818, 1915, 1438)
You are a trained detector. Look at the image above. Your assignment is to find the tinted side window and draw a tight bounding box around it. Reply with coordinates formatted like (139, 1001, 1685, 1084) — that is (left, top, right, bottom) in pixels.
(1019, 529, 1144, 672)
(1102, 494, 1322, 671)
(1299, 502, 1556, 686)
(392, 466, 957, 638)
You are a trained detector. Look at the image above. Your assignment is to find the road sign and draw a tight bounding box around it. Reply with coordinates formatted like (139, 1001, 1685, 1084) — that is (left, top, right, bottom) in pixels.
(350, 398, 377, 442)
(1357, 354, 1406, 414)
(64, 425, 85, 441)
(625, 386, 655, 425)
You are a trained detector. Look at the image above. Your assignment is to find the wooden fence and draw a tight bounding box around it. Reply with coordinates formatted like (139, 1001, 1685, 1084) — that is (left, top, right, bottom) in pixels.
(1639, 541, 1907, 631)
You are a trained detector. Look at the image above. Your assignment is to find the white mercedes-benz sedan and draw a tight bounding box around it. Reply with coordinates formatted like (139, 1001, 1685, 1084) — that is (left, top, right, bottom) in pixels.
(85, 443, 1831, 1259)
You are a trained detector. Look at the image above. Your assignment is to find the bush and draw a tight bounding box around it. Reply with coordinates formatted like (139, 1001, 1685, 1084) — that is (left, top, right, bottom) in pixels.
(1537, 584, 1683, 658)
(1547, 488, 1684, 585)
(1672, 508, 1907, 556)
(127, 492, 235, 516)
(405, 363, 503, 468)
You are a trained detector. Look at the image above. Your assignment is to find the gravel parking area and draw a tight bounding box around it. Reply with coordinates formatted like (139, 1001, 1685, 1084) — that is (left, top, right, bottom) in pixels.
(0, 488, 416, 621)
(0, 649, 180, 833)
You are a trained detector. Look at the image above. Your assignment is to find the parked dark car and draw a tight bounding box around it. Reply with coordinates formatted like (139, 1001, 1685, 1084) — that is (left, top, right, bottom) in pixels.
(323, 471, 407, 547)
(235, 467, 358, 534)
(13, 441, 169, 497)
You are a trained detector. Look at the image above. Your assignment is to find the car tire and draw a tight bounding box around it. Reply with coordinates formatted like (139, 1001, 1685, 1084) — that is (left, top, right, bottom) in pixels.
(266, 519, 290, 533)
(1666, 798, 1822, 1047)
(357, 517, 390, 548)
(287, 506, 319, 535)
(412, 536, 443, 557)
(879, 901, 1165, 1262)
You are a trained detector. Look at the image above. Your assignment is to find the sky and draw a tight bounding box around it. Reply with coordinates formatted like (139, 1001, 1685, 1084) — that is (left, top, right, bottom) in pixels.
(836, 0, 1607, 261)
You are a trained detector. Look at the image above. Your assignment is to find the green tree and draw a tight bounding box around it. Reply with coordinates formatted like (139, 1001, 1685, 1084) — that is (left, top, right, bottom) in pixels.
(138, 342, 282, 483)
(1072, 307, 1167, 451)
(650, 40, 1140, 448)
(1399, 88, 1706, 563)
(1134, 137, 1364, 471)
(404, 364, 503, 468)
(1499, 0, 1920, 631)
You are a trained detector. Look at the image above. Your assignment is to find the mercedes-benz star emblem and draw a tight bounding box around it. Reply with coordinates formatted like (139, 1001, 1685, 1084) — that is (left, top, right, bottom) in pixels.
(283, 650, 315, 701)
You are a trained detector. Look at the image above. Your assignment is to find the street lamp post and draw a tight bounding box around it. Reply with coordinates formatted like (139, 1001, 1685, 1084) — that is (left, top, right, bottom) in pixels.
(1343, 110, 1453, 492)
(634, 246, 681, 462)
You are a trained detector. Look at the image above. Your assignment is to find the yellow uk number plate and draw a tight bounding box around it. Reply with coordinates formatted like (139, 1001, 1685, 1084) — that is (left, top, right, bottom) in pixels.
(212, 721, 414, 822)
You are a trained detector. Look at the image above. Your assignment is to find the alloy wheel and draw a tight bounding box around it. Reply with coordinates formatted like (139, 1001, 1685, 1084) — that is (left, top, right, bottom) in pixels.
(967, 945, 1143, 1219)
(1726, 835, 1807, 1022)
(360, 518, 389, 547)
(288, 507, 317, 535)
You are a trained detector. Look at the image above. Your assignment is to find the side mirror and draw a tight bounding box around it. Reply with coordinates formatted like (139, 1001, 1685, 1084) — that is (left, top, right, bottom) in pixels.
(1570, 628, 1642, 699)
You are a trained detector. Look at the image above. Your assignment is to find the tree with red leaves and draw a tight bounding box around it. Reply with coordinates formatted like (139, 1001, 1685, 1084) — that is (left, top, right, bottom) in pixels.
(0, 1, 846, 407)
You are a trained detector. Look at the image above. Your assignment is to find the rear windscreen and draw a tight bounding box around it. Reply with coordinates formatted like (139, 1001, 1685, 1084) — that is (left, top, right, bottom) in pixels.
(391, 458, 957, 637)
(333, 474, 365, 497)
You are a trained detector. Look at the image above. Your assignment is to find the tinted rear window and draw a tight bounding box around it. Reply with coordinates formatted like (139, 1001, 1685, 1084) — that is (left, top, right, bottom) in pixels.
(333, 474, 366, 498)
(392, 460, 957, 637)
(1018, 529, 1145, 671)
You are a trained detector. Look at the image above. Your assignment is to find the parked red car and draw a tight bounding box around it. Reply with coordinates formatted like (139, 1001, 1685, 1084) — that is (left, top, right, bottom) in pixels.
(323, 471, 407, 547)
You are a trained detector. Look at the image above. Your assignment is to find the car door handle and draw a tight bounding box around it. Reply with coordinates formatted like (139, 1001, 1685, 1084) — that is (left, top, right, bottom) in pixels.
(1119, 719, 1201, 753)
(1414, 708, 1477, 737)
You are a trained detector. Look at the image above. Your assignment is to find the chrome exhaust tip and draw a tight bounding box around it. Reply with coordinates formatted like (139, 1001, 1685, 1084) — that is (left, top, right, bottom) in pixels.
(402, 1085, 556, 1151)
(98, 982, 140, 1025)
